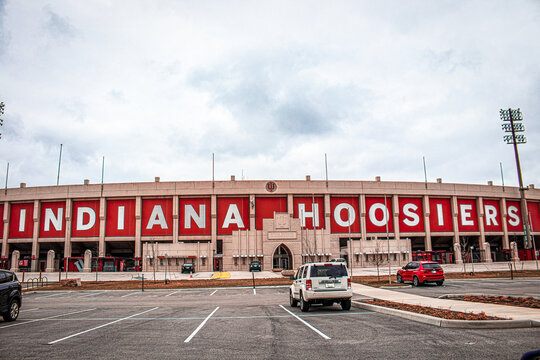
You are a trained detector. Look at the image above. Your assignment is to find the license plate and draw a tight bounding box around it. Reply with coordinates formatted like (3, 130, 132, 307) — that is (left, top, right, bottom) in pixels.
(326, 283, 335, 288)
(431, 270, 436, 273)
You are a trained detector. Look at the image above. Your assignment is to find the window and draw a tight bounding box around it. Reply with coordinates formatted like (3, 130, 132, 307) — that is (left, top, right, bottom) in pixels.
(310, 264, 348, 278)
(422, 263, 441, 269)
(201, 258, 206, 266)
(217, 240, 223, 254)
(234, 257, 238, 266)
(301, 267, 308, 278)
(0, 272, 6, 284)
(242, 258, 246, 265)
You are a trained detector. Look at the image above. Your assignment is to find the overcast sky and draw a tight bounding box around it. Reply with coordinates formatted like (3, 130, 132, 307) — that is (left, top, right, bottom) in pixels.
(0, 1, 539, 189)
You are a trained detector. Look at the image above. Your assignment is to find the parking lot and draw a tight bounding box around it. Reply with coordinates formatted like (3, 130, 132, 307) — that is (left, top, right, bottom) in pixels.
(1, 286, 539, 359)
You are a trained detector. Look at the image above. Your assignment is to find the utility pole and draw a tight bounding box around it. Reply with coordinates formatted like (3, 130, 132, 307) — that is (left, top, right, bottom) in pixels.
(500, 108, 531, 249)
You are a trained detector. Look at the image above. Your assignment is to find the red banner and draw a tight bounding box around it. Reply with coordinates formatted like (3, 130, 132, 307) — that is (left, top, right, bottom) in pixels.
(365, 197, 394, 233)
(527, 202, 540, 233)
(71, 200, 100, 237)
(483, 199, 502, 232)
(506, 200, 522, 232)
(217, 197, 250, 235)
(179, 198, 211, 235)
(141, 198, 173, 236)
(106, 199, 136, 237)
(330, 197, 360, 233)
(429, 198, 453, 232)
(9, 203, 34, 238)
(39, 201, 66, 238)
(293, 197, 324, 230)
(457, 198, 479, 232)
(255, 197, 287, 230)
(398, 197, 424, 232)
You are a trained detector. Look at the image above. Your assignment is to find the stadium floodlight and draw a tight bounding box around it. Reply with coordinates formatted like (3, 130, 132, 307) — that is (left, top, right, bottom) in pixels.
(500, 107, 531, 249)
(0, 102, 4, 138)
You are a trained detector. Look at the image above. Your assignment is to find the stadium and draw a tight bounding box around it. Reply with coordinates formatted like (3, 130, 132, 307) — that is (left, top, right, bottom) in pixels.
(1, 176, 539, 273)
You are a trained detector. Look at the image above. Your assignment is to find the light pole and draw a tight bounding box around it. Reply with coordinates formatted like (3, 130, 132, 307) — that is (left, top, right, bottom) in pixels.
(0, 102, 4, 139)
(500, 108, 532, 249)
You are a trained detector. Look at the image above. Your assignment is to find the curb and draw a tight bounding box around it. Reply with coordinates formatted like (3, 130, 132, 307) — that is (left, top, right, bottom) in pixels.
(351, 300, 535, 329)
(439, 294, 540, 301)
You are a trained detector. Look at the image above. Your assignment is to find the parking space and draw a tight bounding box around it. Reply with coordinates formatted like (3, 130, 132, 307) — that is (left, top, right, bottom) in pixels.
(392, 278, 540, 298)
(2, 287, 539, 359)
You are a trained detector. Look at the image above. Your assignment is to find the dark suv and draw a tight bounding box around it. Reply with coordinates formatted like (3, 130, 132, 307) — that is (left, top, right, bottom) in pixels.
(0, 270, 22, 322)
(181, 263, 195, 274)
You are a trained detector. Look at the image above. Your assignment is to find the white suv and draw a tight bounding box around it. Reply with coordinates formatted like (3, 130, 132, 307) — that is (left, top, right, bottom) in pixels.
(289, 262, 353, 312)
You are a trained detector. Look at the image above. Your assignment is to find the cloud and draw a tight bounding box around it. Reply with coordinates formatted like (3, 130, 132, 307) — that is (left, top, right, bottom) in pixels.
(42, 5, 77, 39)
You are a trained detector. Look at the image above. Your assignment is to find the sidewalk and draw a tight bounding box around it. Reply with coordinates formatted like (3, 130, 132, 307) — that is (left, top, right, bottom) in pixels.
(351, 283, 540, 324)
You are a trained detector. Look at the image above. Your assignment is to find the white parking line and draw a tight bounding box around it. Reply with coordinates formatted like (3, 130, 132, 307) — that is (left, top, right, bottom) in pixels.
(121, 291, 139, 298)
(279, 305, 331, 340)
(79, 291, 108, 298)
(48, 307, 160, 345)
(20, 308, 39, 312)
(253, 288, 256, 295)
(184, 307, 219, 343)
(165, 290, 180, 297)
(209, 290, 218, 296)
(0, 308, 96, 329)
(34, 292, 67, 300)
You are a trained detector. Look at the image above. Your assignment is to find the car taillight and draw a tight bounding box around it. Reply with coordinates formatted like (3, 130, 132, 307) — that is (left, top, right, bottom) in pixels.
(306, 279, 312, 290)
(347, 278, 351, 289)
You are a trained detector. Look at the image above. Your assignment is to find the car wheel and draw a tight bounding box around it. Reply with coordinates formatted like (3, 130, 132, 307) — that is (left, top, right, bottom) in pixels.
(341, 299, 351, 311)
(290, 291, 298, 307)
(300, 292, 310, 312)
(397, 274, 402, 283)
(2, 299, 20, 322)
(436, 280, 444, 286)
(412, 276, 420, 287)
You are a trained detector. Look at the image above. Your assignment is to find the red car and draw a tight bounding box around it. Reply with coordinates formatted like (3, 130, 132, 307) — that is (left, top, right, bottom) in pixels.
(397, 261, 444, 286)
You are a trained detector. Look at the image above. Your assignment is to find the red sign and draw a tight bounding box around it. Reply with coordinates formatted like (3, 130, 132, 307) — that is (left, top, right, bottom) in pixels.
(255, 197, 287, 230)
(429, 198, 453, 232)
(483, 199, 502, 232)
(141, 198, 173, 236)
(71, 200, 100, 237)
(106, 199, 136, 237)
(527, 202, 540, 233)
(365, 197, 394, 233)
(179, 198, 211, 235)
(330, 197, 360, 233)
(39, 201, 66, 238)
(293, 196, 324, 229)
(217, 197, 250, 235)
(398, 197, 424, 232)
(457, 198, 479, 232)
(9, 203, 34, 238)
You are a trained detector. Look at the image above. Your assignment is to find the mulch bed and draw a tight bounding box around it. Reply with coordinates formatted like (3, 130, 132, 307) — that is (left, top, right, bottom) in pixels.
(452, 295, 540, 309)
(363, 299, 505, 320)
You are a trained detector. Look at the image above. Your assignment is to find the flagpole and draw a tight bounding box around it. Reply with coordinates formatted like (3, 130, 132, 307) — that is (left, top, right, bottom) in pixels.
(57, 144, 63, 186)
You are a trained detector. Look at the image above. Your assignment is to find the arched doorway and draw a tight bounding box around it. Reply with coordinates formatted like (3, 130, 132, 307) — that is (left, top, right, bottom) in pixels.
(273, 244, 292, 270)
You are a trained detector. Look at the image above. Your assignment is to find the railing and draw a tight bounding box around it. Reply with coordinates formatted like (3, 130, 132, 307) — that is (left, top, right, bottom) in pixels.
(25, 277, 49, 289)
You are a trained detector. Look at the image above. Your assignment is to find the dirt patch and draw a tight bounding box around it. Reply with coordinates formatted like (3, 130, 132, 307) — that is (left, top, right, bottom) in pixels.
(451, 295, 540, 309)
(362, 299, 505, 320)
(27, 277, 293, 291)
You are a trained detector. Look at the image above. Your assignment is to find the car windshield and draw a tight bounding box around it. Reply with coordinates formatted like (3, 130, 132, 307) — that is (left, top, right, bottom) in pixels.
(422, 263, 441, 269)
(310, 264, 347, 278)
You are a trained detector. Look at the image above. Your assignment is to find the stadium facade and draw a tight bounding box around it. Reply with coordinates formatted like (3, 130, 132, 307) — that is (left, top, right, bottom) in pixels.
(1, 177, 539, 273)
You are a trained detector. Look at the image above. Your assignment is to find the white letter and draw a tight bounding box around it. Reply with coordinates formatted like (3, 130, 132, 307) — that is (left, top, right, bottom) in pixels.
(117, 206, 125, 230)
(77, 207, 96, 231)
(185, 204, 206, 229)
(460, 204, 474, 226)
(508, 206, 520, 226)
(484, 205, 498, 226)
(222, 204, 245, 228)
(19, 209, 26, 232)
(402, 203, 420, 227)
(146, 205, 168, 229)
(334, 203, 355, 227)
(436, 203, 444, 226)
(298, 203, 319, 227)
(368, 203, 389, 227)
(44, 208, 63, 231)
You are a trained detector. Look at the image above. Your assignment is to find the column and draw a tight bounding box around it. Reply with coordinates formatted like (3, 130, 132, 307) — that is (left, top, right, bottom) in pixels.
(1, 201, 10, 259)
(31, 200, 40, 271)
(172, 196, 179, 243)
(135, 196, 142, 258)
(451, 196, 462, 264)
(500, 198, 510, 249)
(64, 199, 72, 258)
(477, 197, 492, 262)
(423, 195, 432, 251)
(324, 194, 331, 254)
(392, 194, 400, 241)
(98, 197, 106, 257)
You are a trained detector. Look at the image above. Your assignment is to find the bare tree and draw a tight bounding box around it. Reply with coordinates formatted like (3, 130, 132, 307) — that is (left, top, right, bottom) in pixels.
(372, 239, 386, 281)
